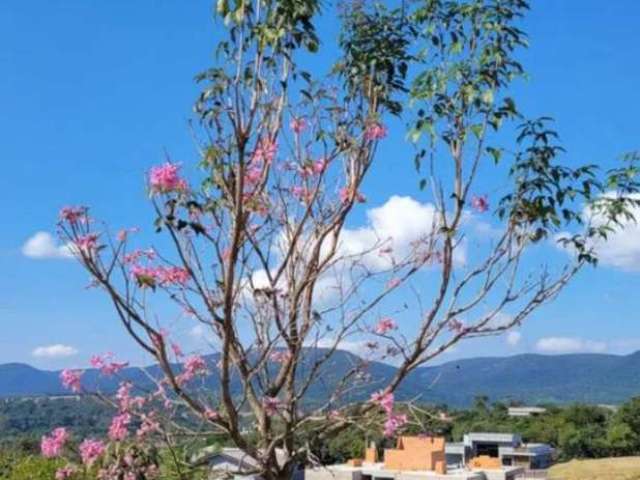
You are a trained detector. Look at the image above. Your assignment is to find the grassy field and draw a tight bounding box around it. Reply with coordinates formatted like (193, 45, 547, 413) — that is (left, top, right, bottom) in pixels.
(548, 457, 640, 480)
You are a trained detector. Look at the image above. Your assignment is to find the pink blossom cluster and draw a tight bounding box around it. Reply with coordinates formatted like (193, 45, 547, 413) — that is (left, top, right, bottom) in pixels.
(262, 396, 282, 415)
(41, 427, 69, 458)
(149, 163, 188, 194)
(116, 382, 145, 412)
(339, 186, 366, 204)
(55, 465, 76, 479)
(386, 277, 401, 290)
(74, 233, 99, 254)
(290, 117, 307, 134)
(384, 413, 408, 437)
(131, 264, 190, 288)
(60, 369, 83, 393)
(299, 158, 328, 178)
(79, 438, 106, 466)
(91, 352, 129, 376)
(291, 185, 314, 205)
(108, 412, 131, 441)
(117, 227, 140, 242)
(470, 194, 489, 213)
(370, 390, 407, 437)
(59, 206, 88, 224)
(177, 355, 207, 384)
(123, 248, 156, 264)
(171, 341, 184, 358)
(370, 390, 394, 414)
(137, 412, 160, 437)
(251, 137, 277, 165)
(205, 407, 219, 421)
(269, 350, 292, 363)
(374, 317, 397, 335)
(364, 122, 388, 141)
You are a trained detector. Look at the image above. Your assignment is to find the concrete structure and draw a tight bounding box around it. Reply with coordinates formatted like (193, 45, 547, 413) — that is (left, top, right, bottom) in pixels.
(445, 433, 554, 470)
(384, 436, 447, 474)
(306, 436, 524, 480)
(507, 407, 546, 417)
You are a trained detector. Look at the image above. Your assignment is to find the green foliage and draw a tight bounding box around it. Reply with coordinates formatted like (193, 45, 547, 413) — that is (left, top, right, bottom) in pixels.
(0, 452, 64, 480)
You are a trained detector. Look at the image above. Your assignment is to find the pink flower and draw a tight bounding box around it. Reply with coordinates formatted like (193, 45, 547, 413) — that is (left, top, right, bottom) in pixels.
(137, 413, 160, 437)
(313, 158, 329, 174)
(383, 413, 407, 437)
(59, 206, 88, 224)
(149, 163, 187, 194)
(291, 186, 314, 204)
(74, 233, 99, 254)
(60, 369, 83, 393)
(91, 353, 128, 376)
(131, 265, 190, 288)
(171, 342, 184, 358)
(205, 407, 219, 421)
(178, 355, 207, 384)
(251, 138, 277, 165)
(386, 277, 401, 290)
(79, 438, 106, 466)
(374, 317, 397, 335)
(158, 266, 190, 286)
(470, 194, 489, 213)
(365, 122, 388, 141)
(370, 390, 394, 414)
(55, 465, 76, 479)
(117, 228, 138, 242)
(244, 166, 263, 186)
(262, 396, 281, 415)
(290, 117, 307, 134)
(339, 187, 366, 204)
(116, 382, 144, 411)
(108, 412, 131, 441)
(41, 428, 69, 458)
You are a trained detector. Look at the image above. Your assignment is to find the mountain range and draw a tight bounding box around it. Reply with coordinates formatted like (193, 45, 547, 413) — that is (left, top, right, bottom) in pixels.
(2, 350, 639, 407)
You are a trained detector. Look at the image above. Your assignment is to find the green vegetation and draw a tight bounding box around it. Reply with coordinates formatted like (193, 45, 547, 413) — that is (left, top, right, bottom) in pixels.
(1, 395, 639, 476)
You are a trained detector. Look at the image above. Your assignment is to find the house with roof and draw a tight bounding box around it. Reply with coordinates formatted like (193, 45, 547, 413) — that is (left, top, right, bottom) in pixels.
(305, 436, 525, 480)
(445, 433, 554, 470)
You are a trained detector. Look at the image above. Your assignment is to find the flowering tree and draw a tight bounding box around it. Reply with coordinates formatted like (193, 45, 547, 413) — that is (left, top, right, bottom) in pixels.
(45, 1, 638, 479)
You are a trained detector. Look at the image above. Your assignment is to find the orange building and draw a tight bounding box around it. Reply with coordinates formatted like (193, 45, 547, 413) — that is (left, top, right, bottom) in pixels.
(383, 436, 447, 475)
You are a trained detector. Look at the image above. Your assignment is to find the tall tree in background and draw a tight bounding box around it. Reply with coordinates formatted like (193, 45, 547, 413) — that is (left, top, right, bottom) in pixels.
(48, 1, 639, 479)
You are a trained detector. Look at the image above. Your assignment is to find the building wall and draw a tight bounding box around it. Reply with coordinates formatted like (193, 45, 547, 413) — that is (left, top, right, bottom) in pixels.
(384, 436, 446, 474)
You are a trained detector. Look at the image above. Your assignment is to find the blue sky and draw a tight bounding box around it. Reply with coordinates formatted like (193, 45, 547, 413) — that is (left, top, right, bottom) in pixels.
(1, 1, 639, 370)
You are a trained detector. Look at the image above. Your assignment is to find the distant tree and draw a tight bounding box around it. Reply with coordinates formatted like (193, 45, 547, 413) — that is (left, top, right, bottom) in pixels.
(47, 1, 639, 479)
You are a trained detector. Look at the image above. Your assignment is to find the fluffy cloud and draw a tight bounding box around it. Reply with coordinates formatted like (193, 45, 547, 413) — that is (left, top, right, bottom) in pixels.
(335, 196, 466, 270)
(32, 344, 78, 358)
(22, 232, 73, 260)
(558, 193, 640, 271)
(506, 331, 521, 347)
(535, 336, 607, 354)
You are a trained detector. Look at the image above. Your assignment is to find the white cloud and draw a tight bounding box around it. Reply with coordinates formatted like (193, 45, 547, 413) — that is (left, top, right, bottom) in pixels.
(535, 336, 607, 354)
(558, 193, 640, 271)
(313, 336, 372, 358)
(506, 331, 521, 347)
(334, 196, 466, 270)
(32, 344, 78, 358)
(22, 232, 73, 259)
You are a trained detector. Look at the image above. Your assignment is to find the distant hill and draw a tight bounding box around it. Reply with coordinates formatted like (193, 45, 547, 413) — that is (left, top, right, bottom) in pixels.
(2, 350, 639, 407)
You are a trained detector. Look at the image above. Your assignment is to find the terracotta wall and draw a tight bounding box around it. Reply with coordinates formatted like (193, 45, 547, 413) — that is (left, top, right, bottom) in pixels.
(468, 455, 502, 470)
(383, 436, 446, 474)
(364, 447, 378, 463)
